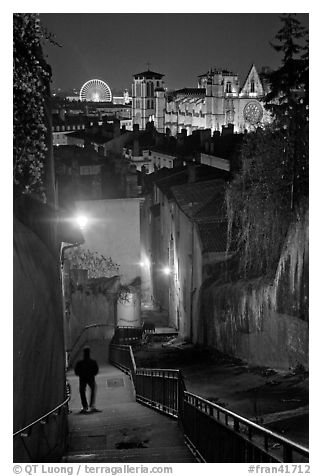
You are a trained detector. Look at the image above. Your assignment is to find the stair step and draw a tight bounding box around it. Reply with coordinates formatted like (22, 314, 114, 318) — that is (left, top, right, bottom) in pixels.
(64, 445, 195, 463)
(154, 327, 177, 334)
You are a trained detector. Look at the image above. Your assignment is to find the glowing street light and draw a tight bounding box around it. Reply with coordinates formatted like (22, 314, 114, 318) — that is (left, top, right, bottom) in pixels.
(163, 266, 171, 276)
(75, 215, 88, 230)
(139, 257, 150, 268)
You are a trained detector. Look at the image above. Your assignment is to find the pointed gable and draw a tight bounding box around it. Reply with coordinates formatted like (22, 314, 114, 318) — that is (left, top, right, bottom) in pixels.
(239, 64, 264, 97)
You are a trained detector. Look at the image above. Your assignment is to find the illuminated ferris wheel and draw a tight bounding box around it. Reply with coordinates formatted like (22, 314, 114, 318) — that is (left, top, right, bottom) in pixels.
(79, 79, 112, 102)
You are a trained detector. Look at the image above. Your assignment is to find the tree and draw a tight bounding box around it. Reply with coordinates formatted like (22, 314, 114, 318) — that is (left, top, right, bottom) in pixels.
(226, 127, 294, 278)
(264, 14, 309, 208)
(264, 14, 308, 121)
(226, 14, 309, 278)
(67, 247, 120, 279)
(13, 14, 50, 200)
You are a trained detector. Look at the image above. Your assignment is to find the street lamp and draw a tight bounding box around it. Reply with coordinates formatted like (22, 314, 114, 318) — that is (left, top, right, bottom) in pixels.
(162, 266, 171, 276)
(75, 215, 88, 230)
(139, 257, 150, 269)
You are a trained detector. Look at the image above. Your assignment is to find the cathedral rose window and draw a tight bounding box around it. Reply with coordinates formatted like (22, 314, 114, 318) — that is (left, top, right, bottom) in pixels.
(243, 101, 263, 125)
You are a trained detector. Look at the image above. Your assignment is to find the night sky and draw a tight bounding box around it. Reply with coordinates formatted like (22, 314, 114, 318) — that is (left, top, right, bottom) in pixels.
(40, 13, 309, 93)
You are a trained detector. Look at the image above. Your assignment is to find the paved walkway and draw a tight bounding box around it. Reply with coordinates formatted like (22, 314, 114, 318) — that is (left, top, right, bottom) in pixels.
(64, 364, 195, 463)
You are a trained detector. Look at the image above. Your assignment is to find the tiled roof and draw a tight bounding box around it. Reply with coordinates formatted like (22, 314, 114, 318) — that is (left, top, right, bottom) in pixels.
(66, 130, 86, 139)
(194, 189, 226, 219)
(54, 145, 103, 166)
(149, 147, 177, 157)
(171, 179, 226, 218)
(170, 177, 229, 253)
(133, 70, 164, 79)
(174, 88, 205, 96)
(155, 164, 229, 200)
(197, 220, 228, 253)
(155, 169, 188, 198)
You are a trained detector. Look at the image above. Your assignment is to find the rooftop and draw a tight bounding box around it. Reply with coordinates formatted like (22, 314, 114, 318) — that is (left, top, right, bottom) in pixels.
(174, 88, 205, 97)
(133, 70, 164, 80)
(197, 220, 228, 253)
(171, 179, 227, 219)
(198, 68, 237, 77)
(153, 164, 229, 200)
(54, 145, 103, 166)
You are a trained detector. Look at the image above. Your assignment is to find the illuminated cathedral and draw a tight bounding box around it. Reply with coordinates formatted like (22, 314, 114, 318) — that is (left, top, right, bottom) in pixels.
(132, 64, 270, 135)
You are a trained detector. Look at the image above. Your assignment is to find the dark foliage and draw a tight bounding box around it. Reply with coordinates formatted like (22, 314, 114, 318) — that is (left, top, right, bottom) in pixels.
(226, 14, 308, 278)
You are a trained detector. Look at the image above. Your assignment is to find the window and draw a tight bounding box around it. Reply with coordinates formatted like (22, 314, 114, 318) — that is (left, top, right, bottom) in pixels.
(226, 81, 232, 93)
(250, 80, 255, 93)
(151, 99, 154, 108)
(147, 99, 150, 109)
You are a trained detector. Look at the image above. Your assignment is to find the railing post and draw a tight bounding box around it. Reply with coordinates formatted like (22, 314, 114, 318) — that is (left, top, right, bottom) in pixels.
(178, 371, 185, 421)
(283, 444, 293, 463)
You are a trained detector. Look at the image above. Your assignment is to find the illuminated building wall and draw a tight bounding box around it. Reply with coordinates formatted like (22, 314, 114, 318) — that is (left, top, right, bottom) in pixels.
(154, 64, 271, 136)
(132, 70, 165, 129)
(75, 198, 142, 285)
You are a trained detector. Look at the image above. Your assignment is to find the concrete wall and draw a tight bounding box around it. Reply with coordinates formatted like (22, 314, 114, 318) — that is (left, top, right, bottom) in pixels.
(199, 212, 309, 370)
(67, 274, 120, 367)
(75, 198, 142, 285)
(13, 217, 67, 462)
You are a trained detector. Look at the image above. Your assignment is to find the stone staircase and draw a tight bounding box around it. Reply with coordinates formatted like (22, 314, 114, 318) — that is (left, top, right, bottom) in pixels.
(141, 306, 178, 340)
(63, 363, 194, 463)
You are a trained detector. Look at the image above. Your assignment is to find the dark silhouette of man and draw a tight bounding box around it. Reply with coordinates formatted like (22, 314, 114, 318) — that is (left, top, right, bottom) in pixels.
(74, 347, 99, 414)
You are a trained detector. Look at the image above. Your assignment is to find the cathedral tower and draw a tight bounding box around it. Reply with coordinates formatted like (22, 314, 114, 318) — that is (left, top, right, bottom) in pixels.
(132, 69, 164, 130)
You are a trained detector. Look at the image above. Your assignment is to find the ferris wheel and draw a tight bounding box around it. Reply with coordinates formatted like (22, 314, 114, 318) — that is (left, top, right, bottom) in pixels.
(79, 79, 112, 102)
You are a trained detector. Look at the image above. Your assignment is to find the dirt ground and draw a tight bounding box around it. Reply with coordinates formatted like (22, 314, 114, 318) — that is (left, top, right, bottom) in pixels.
(134, 342, 309, 447)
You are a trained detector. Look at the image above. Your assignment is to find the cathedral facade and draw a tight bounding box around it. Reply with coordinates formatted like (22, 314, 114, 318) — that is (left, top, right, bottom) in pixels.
(132, 65, 270, 135)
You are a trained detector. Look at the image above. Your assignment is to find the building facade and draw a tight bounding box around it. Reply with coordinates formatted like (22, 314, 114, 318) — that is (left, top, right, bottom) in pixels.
(132, 65, 270, 135)
(132, 70, 165, 130)
(141, 164, 232, 340)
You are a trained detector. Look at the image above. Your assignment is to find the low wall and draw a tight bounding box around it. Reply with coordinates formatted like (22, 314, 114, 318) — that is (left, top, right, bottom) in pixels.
(199, 211, 309, 370)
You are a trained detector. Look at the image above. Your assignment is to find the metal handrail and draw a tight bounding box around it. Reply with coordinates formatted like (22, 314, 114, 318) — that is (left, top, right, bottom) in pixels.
(109, 342, 309, 463)
(136, 367, 182, 373)
(109, 344, 137, 374)
(13, 395, 70, 437)
(68, 323, 113, 355)
(184, 391, 309, 461)
(185, 391, 308, 452)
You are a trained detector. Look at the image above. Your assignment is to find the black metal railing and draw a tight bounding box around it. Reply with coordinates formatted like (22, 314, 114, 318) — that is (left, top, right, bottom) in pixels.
(109, 344, 136, 375)
(112, 326, 143, 345)
(135, 368, 185, 419)
(183, 392, 309, 463)
(109, 343, 309, 463)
